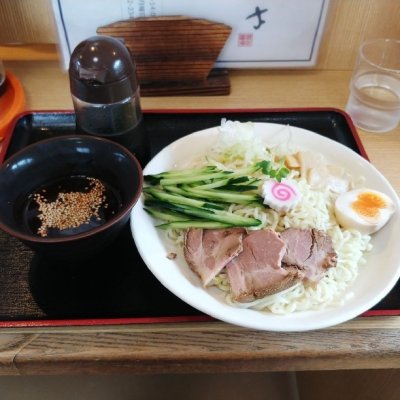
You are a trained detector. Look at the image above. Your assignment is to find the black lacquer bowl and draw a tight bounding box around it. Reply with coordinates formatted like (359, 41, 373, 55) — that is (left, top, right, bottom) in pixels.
(0, 135, 143, 259)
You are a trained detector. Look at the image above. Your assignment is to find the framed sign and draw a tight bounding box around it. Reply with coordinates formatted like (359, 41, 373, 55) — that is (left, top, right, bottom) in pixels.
(52, 0, 330, 69)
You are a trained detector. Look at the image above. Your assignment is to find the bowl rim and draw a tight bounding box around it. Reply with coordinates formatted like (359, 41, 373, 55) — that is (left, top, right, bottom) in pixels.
(0, 134, 143, 244)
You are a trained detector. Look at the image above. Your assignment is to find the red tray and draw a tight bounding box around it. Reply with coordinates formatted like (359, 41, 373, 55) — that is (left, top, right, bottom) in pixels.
(0, 108, 395, 328)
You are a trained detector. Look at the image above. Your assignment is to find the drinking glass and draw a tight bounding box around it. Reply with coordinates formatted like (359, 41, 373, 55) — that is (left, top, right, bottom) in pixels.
(345, 38, 400, 133)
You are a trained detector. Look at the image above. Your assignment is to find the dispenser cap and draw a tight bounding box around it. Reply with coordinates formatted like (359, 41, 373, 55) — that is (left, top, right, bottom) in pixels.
(69, 36, 139, 103)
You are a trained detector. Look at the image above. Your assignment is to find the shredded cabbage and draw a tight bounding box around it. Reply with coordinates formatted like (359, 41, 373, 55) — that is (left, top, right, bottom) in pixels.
(209, 119, 273, 167)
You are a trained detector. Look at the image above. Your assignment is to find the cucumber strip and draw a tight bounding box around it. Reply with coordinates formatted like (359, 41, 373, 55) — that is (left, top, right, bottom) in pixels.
(218, 184, 259, 192)
(156, 221, 233, 230)
(144, 166, 216, 182)
(144, 187, 225, 210)
(162, 185, 226, 209)
(189, 177, 234, 190)
(144, 207, 192, 222)
(180, 185, 262, 204)
(165, 203, 261, 227)
(193, 177, 261, 191)
(146, 164, 262, 185)
(191, 176, 249, 190)
(159, 171, 233, 186)
(143, 162, 270, 229)
(162, 185, 192, 196)
(144, 199, 191, 213)
(157, 165, 262, 186)
(145, 198, 261, 227)
(227, 176, 252, 184)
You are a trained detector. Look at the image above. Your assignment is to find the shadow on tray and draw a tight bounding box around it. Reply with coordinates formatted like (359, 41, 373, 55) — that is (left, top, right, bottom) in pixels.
(28, 223, 202, 319)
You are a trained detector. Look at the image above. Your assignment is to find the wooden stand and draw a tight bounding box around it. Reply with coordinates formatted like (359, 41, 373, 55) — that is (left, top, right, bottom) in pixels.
(97, 16, 232, 96)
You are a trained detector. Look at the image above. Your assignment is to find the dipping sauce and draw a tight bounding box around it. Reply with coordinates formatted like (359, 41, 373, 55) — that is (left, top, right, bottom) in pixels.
(23, 176, 122, 237)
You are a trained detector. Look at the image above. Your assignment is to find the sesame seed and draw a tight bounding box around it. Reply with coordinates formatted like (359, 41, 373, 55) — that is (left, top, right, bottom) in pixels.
(33, 177, 107, 237)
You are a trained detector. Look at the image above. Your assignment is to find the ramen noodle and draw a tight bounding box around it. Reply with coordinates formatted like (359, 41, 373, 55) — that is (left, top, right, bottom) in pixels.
(165, 122, 372, 314)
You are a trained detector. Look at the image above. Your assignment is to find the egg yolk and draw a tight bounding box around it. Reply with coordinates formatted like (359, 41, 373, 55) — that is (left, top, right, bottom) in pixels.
(351, 192, 387, 219)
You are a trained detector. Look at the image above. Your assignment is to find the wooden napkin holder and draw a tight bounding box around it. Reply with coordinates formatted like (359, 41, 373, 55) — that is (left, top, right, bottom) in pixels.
(97, 16, 232, 96)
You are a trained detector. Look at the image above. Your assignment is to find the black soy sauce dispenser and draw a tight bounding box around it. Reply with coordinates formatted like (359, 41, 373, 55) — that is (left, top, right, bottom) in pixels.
(69, 36, 149, 166)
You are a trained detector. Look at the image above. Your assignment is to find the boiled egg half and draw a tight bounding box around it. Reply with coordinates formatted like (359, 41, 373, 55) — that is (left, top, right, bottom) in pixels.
(334, 188, 395, 234)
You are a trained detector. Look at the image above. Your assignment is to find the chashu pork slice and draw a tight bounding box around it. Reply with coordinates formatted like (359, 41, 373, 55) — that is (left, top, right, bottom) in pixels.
(184, 227, 246, 286)
(280, 227, 337, 284)
(226, 229, 303, 302)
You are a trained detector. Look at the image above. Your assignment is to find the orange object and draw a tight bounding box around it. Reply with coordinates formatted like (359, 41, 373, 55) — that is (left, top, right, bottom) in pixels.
(352, 191, 387, 219)
(0, 71, 25, 141)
